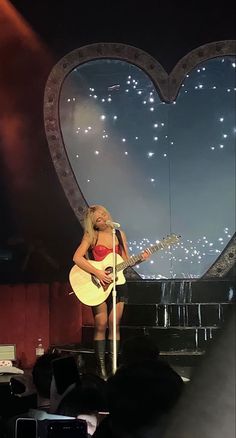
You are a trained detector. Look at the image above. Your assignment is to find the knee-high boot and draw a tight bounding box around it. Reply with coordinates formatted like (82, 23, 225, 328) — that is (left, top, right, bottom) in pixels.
(94, 340, 107, 380)
(108, 339, 120, 375)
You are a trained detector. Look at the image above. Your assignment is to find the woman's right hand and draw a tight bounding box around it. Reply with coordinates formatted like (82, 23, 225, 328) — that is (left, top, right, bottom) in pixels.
(95, 270, 112, 286)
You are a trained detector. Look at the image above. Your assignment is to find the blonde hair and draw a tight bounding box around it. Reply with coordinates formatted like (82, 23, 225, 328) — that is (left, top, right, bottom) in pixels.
(83, 205, 112, 246)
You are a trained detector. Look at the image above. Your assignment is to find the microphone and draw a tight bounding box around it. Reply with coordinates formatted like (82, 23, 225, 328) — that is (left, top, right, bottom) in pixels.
(106, 220, 121, 228)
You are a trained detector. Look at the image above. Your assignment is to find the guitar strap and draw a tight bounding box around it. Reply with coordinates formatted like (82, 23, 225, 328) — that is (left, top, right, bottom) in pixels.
(116, 229, 125, 253)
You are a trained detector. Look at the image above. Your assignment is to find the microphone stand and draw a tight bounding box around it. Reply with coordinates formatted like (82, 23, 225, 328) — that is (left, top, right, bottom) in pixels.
(111, 225, 117, 374)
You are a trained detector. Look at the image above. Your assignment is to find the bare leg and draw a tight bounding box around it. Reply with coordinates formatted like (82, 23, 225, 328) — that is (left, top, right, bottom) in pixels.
(107, 302, 124, 373)
(93, 302, 108, 340)
(93, 302, 108, 379)
(108, 301, 125, 340)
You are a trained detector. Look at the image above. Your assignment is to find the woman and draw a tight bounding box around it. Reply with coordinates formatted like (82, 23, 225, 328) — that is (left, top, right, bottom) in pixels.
(73, 205, 149, 379)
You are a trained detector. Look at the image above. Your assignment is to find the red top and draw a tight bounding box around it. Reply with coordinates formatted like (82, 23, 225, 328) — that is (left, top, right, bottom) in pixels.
(92, 244, 122, 261)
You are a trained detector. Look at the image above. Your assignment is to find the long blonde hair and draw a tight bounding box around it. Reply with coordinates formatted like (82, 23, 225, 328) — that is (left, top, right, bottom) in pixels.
(83, 205, 112, 246)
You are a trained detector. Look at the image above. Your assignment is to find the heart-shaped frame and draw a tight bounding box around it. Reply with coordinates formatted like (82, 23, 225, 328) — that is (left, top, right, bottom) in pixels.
(44, 41, 236, 278)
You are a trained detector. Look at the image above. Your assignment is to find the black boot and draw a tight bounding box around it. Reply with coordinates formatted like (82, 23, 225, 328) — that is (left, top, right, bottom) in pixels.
(94, 340, 107, 380)
(108, 339, 120, 376)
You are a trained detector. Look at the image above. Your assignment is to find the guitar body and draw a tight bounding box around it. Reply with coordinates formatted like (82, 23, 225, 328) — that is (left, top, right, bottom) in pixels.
(69, 253, 126, 306)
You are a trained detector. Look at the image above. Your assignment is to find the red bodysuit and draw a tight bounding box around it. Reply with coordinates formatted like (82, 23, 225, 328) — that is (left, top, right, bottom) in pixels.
(92, 244, 122, 262)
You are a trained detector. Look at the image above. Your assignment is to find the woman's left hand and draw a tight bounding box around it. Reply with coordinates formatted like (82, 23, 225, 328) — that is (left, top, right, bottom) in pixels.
(141, 249, 151, 260)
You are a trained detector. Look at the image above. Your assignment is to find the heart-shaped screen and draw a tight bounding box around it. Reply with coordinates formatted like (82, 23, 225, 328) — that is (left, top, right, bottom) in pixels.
(45, 42, 236, 279)
(53, 52, 235, 279)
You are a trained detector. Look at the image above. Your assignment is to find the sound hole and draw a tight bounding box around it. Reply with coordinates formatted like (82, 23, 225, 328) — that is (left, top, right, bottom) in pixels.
(105, 266, 113, 275)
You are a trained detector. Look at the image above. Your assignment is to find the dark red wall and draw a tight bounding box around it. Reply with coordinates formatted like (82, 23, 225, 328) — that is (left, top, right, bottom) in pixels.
(0, 283, 86, 368)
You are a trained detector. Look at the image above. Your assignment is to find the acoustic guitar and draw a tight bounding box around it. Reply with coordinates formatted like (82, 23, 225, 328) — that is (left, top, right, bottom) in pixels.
(69, 234, 180, 306)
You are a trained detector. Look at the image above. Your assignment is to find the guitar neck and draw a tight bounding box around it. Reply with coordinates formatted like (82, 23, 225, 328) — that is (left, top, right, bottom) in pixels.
(116, 241, 166, 272)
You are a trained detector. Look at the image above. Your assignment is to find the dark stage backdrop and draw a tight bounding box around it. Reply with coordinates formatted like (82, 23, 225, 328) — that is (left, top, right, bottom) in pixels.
(0, 1, 235, 283)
